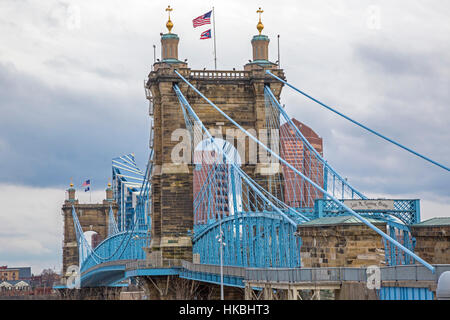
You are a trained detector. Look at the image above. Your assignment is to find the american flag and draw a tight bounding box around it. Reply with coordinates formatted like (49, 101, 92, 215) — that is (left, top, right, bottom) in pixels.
(193, 10, 212, 28)
(81, 179, 90, 187)
(200, 29, 212, 40)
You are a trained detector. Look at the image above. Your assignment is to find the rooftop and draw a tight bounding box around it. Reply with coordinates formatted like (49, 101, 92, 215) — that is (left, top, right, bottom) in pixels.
(298, 216, 385, 227)
(413, 217, 450, 227)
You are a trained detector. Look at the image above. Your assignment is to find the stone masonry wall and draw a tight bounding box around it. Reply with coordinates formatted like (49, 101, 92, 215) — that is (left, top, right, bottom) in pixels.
(61, 201, 118, 275)
(411, 225, 450, 264)
(147, 65, 285, 261)
(298, 223, 387, 268)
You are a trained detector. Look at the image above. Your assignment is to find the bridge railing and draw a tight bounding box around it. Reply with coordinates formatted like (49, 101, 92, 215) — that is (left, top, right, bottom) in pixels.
(126, 258, 183, 270)
(181, 260, 246, 278)
(314, 199, 420, 225)
(245, 264, 450, 284)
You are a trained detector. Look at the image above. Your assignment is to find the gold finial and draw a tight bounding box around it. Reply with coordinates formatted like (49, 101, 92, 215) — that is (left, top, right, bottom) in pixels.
(256, 7, 264, 35)
(107, 178, 111, 188)
(166, 5, 173, 33)
(70, 177, 74, 188)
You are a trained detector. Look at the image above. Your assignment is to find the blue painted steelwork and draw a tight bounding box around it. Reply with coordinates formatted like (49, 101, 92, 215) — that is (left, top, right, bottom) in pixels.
(193, 212, 301, 268)
(314, 199, 420, 225)
(71, 205, 147, 272)
(179, 269, 245, 288)
(112, 153, 146, 231)
(174, 84, 305, 268)
(70, 63, 439, 287)
(125, 268, 180, 278)
(81, 263, 127, 287)
(108, 205, 119, 237)
(174, 70, 435, 273)
(71, 152, 153, 274)
(81, 231, 147, 272)
(264, 86, 366, 202)
(378, 286, 434, 300)
(266, 70, 450, 173)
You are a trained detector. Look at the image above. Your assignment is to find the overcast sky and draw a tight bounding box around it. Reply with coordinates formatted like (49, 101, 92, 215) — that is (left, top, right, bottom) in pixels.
(0, 0, 449, 274)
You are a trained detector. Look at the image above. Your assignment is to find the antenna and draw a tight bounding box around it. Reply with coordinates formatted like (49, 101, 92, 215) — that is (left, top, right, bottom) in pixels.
(277, 34, 280, 69)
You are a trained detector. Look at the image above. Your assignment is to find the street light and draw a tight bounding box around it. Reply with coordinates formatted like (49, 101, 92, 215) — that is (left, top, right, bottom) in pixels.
(216, 220, 226, 300)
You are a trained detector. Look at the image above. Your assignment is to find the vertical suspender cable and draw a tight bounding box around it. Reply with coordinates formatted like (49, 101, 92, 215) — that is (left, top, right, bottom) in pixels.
(174, 69, 435, 273)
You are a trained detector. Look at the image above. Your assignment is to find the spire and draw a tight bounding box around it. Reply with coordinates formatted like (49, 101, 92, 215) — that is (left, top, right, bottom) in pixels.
(67, 178, 76, 202)
(105, 179, 113, 201)
(244, 7, 277, 70)
(256, 7, 264, 35)
(159, 5, 186, 65)
(166, 5, 173, 33)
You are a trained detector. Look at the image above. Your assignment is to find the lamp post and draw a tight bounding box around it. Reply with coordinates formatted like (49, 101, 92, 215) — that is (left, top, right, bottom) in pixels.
(217, 220, 225, 300)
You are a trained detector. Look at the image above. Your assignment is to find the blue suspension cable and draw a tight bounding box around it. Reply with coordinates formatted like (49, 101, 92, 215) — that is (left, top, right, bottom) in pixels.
(173, 84, 299, 226)
(174, 69, 435, 273)
(265, 86, 367, 200)
(266, 71, 450, 173)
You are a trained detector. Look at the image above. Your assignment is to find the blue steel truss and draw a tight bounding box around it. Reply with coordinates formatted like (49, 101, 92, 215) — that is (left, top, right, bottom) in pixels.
(112, 153, 146, 231)
(174, 84, 305, 268)
(72, 151, 152, 273)
(314, 199, 420, 225)
(69, 63, 440, 287)
(81, 231, 147, 272)
(193, 212, 301, 268)
(71, 205, 148, 273)
(174, 70, 435, 273)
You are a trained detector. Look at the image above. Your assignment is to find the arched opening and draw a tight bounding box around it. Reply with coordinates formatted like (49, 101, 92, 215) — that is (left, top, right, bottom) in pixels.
(193, 138, 242, 224)
(83, 230, 101, 249)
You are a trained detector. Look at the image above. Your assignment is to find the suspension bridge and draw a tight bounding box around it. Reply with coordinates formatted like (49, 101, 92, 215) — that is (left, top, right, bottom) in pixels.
(57, 8, 450, 300)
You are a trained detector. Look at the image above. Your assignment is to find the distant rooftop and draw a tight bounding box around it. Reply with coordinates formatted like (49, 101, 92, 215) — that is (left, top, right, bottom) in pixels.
(1, 267, 32, 278)
(298, 216, 385, 227)
(413, 217, 450, 227)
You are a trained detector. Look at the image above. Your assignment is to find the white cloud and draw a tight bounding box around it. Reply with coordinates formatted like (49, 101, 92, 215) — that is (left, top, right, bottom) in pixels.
(0, 0, 449, 273)
(0, 183, 106, 274)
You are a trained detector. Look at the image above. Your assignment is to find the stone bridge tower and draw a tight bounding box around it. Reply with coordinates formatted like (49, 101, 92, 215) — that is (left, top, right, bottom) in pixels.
(145, 7, 286, 268)
(61, 182, 118, 277)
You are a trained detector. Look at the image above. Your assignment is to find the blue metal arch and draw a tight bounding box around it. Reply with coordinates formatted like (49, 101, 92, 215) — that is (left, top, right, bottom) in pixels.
(193, 212, 301, 268)
(81, 231, 147, 272)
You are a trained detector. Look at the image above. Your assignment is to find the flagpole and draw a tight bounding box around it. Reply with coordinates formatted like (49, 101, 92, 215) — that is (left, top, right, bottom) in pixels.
(212, 7, 217, 70)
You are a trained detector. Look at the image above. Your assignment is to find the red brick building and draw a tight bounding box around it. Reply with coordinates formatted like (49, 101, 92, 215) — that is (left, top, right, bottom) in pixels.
(193, 150, 230, 224)
(280, 118, 324, 208)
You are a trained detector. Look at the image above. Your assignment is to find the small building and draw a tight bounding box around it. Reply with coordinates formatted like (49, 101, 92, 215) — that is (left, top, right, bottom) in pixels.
(0, 281, 13, 290)
(297, 216, 387, 268)
(0, 279, 31, 291)
(411, 217, 450, 264)
(13, 280, 30, 290)
(0, 266, 31, 282)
